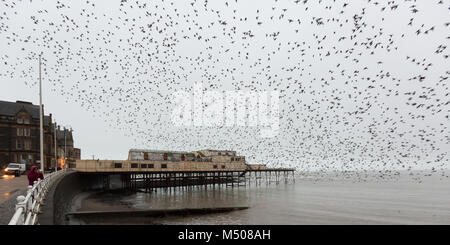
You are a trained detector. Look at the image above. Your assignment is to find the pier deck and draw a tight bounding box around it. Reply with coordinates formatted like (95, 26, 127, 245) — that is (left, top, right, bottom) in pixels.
(78, 168, 295, 191)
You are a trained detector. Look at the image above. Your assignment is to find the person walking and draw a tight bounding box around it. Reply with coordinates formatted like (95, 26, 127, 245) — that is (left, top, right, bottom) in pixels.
(27, 166, 44, 186)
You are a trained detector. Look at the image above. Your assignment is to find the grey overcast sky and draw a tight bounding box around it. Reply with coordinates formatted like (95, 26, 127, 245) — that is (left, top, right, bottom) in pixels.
(0, 0, 449, 173)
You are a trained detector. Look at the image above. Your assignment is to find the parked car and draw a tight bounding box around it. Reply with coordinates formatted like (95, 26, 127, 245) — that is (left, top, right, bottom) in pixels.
(3, 163, 26, 176)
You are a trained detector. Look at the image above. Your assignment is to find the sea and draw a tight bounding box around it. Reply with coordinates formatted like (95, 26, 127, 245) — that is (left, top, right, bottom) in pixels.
(68, 170, 450, 225)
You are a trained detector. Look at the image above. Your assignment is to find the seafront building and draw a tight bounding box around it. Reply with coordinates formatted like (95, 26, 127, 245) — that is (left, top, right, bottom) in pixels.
(0, 100, 54, 169)
(55, 126, 81, 169)
(0, 100, 81, 170)
(77, 149, 266, 172)
(75, 149, 291, 193)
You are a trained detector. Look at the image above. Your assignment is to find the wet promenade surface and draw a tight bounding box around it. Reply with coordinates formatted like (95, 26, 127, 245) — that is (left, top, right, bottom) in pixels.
(0, 174, 28, 224)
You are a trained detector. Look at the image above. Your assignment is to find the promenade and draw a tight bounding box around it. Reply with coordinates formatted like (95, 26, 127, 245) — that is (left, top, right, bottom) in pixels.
(0, 174, 28, 224)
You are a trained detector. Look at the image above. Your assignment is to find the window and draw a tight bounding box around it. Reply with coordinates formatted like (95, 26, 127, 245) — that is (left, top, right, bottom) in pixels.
(24, 141, 31, 150)
(163, 153, 168, 160)
(17, 128, 23, 136)
(16, 140, 23, 149)
(221, 165, 225, 169)
(17, 118, 23, 124)
(114, 163, 122, 168)
(213, 165, 218, 169)
(161, 164, 167, 169)
(25, 128, 31, 136)
(24, 118, 30, 124)
(181, 154, 185, 161)
(141, 164, 147, 168)
(131, 163, 138, 168)
(149, 164, 154, 168)
(144, 152, 149, 160)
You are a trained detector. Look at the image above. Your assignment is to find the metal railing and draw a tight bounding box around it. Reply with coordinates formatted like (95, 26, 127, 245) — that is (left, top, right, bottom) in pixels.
(8, 169, 66, 225)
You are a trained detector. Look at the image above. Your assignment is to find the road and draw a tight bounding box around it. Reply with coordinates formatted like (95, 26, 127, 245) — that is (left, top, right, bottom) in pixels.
(0, 174, 28, 224)
(0, 174, 28, 203)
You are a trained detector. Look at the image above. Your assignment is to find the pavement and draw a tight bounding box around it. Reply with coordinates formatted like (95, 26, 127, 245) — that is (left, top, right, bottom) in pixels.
(0, 174, 29, 225)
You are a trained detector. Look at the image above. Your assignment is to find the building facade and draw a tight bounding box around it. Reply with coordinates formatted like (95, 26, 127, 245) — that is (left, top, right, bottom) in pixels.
(0, 100, 55, 170)
(77, 149, 255, 172)
(55, 127, 81, 169)
(0, 100, 81, 170)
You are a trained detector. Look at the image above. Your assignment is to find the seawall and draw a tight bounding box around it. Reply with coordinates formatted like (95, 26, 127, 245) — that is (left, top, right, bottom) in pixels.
(39, 171, 105, 225)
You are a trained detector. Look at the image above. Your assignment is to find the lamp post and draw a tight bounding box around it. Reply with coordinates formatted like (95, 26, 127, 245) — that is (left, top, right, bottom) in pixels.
(39, 54, 44, 173)
(63, 127, 66, 169)
(54, 122, 57, 172)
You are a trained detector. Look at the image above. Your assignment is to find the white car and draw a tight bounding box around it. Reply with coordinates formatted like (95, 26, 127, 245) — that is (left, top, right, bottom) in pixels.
(3, 163, 26, 176)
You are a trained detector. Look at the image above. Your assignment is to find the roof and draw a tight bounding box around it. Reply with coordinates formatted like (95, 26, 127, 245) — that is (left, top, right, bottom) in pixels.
(56, 129, 73, 141)
(0, 100, 51, 126)
(199, 149, 237, 153)
(129, 149, 192, 154)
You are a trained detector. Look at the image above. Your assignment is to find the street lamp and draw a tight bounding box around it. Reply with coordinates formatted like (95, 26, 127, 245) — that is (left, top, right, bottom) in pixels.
(54, 122, 57, 172)
(39, 53, 44, 173)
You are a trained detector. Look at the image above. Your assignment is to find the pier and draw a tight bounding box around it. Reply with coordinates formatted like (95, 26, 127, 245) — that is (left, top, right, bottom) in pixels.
(76, 149, 295, 191)
(86, 168, 295, 192)
(8, 149, 296, 225)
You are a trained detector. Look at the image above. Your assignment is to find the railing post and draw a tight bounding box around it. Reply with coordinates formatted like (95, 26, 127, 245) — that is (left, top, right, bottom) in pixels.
(9, 168, 66, 225)
(26, 185, 32, 208)
(38, 179, 44, 203)
(15, 195, 26, 225)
